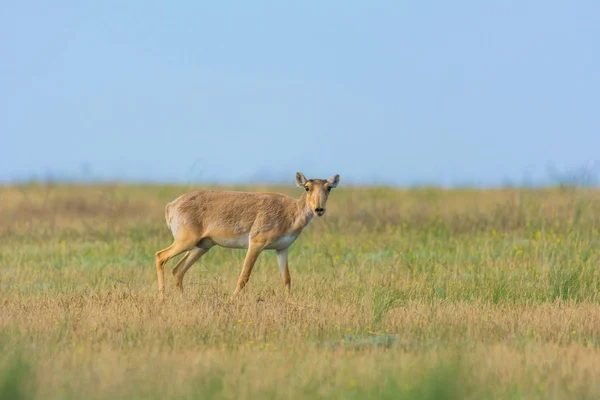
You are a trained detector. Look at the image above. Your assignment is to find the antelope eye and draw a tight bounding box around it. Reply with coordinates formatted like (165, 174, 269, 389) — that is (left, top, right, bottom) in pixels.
(304, 186, 310, 191)
(327, 186, 332, 192)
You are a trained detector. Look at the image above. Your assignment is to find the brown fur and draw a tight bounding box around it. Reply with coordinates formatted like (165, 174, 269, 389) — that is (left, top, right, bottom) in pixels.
(155, 172, 340, 299)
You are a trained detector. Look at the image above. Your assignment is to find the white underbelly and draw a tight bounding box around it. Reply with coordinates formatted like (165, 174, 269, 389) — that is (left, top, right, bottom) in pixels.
(207, 233, 299, 250)
(265, 234, 299, 250)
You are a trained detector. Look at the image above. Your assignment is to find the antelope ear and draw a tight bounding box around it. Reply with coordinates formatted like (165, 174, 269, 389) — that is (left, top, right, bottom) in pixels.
(296, 172, 308, 187)
(327, 174, 340, 188)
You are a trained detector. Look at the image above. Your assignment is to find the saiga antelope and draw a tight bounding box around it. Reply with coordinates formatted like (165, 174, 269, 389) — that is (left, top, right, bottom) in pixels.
(155, 172, 340, 299)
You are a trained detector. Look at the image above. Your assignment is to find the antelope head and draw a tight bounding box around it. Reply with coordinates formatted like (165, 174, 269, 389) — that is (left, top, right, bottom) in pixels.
(296, 172, 340, 217)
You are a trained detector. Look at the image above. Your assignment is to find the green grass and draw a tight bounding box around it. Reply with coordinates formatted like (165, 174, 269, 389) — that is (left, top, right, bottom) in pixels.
(1, 184, 600, 398)
(0, 353, 35, 400)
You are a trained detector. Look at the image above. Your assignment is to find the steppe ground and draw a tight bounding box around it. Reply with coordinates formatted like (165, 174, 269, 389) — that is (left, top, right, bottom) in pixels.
(1, 183, 600, 399)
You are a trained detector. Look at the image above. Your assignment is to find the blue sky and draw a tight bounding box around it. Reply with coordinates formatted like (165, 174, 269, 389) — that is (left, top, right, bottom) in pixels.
(1, 1, 599, 186)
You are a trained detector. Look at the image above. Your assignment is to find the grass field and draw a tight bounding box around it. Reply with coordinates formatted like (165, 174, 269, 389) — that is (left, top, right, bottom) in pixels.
(2, 183, 600, 399)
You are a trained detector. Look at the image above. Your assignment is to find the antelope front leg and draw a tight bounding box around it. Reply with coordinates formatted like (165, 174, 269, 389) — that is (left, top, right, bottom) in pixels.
(276, 248, 291, 295)
(232, 242, 265, 296)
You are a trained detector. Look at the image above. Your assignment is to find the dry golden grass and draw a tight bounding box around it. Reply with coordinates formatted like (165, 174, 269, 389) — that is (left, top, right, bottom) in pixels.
(1, 183, 600, 399)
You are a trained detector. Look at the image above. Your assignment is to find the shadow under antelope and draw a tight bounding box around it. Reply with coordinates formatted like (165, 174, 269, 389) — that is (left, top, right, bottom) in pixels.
(155, 172, 340, 299)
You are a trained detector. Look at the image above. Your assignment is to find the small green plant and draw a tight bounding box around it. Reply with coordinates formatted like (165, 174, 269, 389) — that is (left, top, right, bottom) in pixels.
(550, 266, 583, 302)
(0, 354, 36, 400)
(348, 358, 473, 400)
(372, 287, 404, 325)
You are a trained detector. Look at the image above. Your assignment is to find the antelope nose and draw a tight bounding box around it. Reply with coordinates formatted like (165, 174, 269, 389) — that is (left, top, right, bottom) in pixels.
(315, 207, 325, 215)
